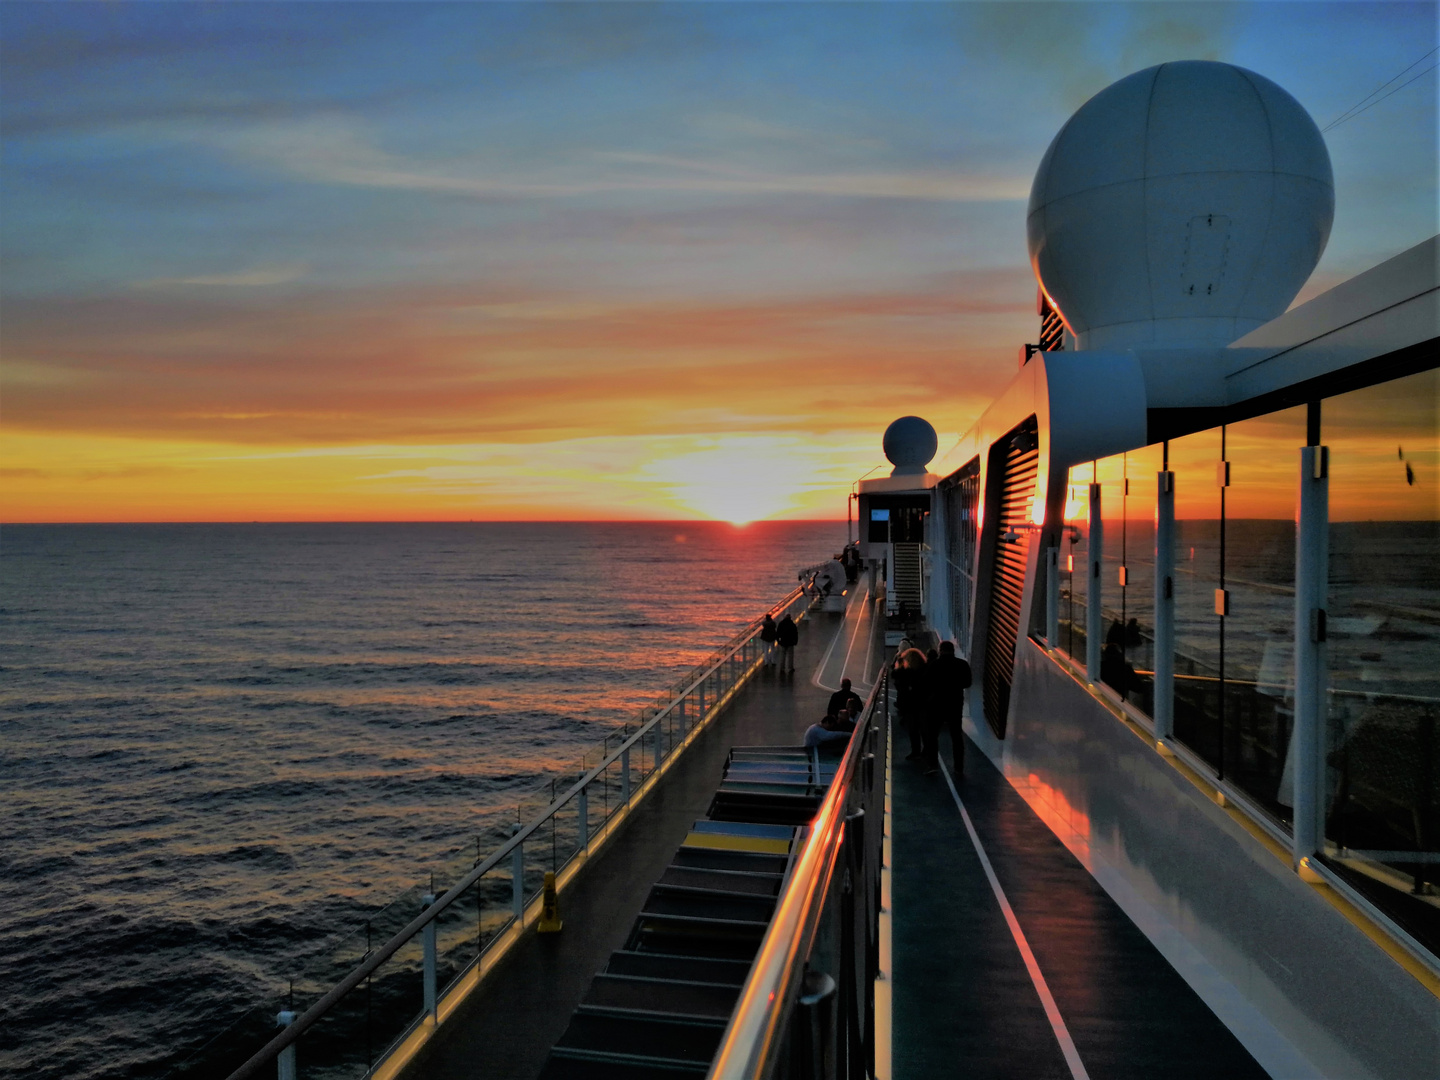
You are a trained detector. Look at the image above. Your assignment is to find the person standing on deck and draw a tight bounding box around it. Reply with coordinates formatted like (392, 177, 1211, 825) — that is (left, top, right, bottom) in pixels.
(776, 613, 799, 674)
(760, 613, 778, 666)
(921, 640, 971, 777)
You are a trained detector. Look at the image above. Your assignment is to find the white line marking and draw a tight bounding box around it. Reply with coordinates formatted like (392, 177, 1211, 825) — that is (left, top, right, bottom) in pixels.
(939, 760, 1091, 1080)
(813, 584, 872, 693)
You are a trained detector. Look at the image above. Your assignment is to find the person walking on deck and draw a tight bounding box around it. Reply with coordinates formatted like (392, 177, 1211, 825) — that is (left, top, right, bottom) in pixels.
(776, 613, 799, 674)
(760, 613, 778, 666)
(892, 648, 927, 760)
(921, 640, 971, 777)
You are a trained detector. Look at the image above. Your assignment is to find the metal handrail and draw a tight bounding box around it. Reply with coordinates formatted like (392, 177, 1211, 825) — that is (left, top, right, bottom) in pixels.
(224, 584, 812, 1080)
(708, 669, 887, 1079)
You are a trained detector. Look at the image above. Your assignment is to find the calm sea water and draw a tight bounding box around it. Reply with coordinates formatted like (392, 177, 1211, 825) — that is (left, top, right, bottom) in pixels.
(0, 521, 842, 1080)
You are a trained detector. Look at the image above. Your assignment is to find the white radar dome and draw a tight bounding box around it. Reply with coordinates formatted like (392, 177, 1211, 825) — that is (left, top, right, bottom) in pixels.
(883, 416, 937, 476)
(1027, 61, 1333, 350)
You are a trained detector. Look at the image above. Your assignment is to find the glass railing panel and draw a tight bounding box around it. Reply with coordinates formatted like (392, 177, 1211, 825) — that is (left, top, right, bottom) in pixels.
(1222, 406, 1306, 825)
(1170, 426, 1224, 771)
(1120, 443, 1164, 714)
(1059, 465, 1091, 661)
(1323, 368, 1440, 938)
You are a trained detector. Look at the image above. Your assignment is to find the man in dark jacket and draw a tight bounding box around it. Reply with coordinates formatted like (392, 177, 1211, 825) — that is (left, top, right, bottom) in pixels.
(776, 614, 799, 674)
(827, 678, 863, 719)
(760, 613, 778, 666)
(921, 640, 971, 777)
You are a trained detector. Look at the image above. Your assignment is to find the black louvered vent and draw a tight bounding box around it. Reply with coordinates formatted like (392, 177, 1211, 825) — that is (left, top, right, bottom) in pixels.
(1039, 293, 1065, 352)
(982, 417, 1039, 737)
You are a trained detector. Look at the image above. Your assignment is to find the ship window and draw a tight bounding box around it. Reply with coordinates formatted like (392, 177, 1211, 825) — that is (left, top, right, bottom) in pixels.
(940, 458, 981, 653)
(1323, 367, 1440, 937)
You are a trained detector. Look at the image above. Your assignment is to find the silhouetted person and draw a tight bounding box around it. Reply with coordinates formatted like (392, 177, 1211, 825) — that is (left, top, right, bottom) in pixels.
(776, 614, 799, 674)
(828, 678, 862, 719)
(921, 641, 971, 777)
(760, 613, 778, 666)
(1101, 642, 1137, 700)
(892, 648, 927, 760)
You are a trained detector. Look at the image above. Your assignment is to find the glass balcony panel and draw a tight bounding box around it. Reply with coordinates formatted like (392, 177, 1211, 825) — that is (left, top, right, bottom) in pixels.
(1323, 367, 1440, 945)
(1059, 465, 1091, 662)
(1223, 406, 1306, 825)
(1170, 427, 1224, 771)
(1121, 443, 1165, 715)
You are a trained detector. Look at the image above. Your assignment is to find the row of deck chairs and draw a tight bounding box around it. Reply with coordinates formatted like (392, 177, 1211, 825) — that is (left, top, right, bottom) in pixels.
(538, 744, 841, 1079)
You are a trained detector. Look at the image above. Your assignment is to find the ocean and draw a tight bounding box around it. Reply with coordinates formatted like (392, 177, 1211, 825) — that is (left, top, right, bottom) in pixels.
(0, 521, 843, 1080)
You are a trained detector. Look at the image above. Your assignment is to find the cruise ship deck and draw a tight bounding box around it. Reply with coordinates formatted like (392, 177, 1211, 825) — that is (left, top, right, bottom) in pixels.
(400, 587, 1280, 1080)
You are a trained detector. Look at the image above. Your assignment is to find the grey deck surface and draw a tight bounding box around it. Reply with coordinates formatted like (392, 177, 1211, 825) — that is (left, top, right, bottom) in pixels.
(410, 607, 848, 1080)
(891, 727, 1270, 1080)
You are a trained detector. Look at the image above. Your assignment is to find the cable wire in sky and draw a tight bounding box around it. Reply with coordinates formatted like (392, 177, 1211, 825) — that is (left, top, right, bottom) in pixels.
(1322, 46, 1439, 132)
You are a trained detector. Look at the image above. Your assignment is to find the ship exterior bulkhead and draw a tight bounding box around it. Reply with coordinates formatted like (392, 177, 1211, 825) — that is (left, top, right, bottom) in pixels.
(919, 63, 1438, 1080)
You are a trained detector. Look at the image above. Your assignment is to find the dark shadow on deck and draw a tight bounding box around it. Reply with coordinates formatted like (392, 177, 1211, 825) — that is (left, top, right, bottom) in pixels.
(408, 610, 846, 1080)
(891, 728, 1270, 1080)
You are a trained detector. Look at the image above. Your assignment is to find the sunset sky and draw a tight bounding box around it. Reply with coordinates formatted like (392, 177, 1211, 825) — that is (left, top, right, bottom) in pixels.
(2, 2, 1436, 523)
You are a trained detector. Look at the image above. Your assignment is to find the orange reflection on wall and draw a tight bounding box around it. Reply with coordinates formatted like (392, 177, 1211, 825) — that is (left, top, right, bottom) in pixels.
(1011, 770, 1092, 865)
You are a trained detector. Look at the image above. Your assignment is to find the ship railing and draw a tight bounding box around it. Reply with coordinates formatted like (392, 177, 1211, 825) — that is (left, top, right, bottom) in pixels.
(213, 584, 817, 1080)
(709, 667, 889, 1080)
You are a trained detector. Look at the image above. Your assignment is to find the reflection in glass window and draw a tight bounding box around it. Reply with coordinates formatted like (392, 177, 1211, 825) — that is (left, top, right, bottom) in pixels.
(1323, 368, 1440, 930)
(1224, 406, 1305, 825)
(1170, 427, 1224, 771)
(1059, 465, 1091, 661)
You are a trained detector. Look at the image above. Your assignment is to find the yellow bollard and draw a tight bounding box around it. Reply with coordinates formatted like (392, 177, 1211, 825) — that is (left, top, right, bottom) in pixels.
(537, 871, 563, 933)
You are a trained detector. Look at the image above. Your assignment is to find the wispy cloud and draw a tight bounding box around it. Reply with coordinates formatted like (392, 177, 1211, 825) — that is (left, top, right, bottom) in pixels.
(138, 264, 309, 288)
(201, 119, 1027, 203)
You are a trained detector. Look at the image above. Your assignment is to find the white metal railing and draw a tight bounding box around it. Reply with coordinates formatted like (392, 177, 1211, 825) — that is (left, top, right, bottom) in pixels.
(213, 584, 817, 1080)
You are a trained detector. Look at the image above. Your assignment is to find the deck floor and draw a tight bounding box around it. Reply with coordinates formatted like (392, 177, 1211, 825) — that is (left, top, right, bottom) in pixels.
(410, 607, 846, 1080)
(891, 726, 1271, 1080)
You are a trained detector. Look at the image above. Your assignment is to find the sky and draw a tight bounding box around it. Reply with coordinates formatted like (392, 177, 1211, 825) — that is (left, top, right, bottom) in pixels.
(1, 1, 1436, 523)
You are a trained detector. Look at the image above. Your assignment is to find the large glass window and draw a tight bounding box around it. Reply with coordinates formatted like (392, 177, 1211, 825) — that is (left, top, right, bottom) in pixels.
(1224, 407, 1306, 824)
(942, 461, 980, 649)
(1323, 368, 1440, 935)
(1170, 427, 1225, 771)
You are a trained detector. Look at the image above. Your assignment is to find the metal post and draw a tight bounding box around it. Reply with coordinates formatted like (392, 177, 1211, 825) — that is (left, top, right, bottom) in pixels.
(1293, 445, 1329, 866)
(654, 720, 663, 766)
(1087, 482, 1104, 682)
(1045, 545, 1060, 645)
(1154, 470, 1176, 742)
(276, 1012, 296, 1080)
(698, 682, 706, 719)
(621, 746, 631, 803)
(421, 893, 437, 1022)
(511, 826, 524, 921)
(578, 783, 588, 848)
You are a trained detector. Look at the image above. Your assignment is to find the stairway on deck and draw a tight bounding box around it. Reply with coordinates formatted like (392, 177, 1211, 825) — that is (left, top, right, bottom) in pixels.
(891, 543, 923, 614)
(538, 746, 842, 1079)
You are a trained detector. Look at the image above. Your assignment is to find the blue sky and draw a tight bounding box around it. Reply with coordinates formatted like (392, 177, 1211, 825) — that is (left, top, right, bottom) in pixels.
(1, 2, 1435, 520)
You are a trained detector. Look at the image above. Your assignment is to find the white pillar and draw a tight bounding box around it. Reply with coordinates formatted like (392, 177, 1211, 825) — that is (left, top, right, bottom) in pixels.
(276, 1012, 296, 1080)
(421, 893, 437, 1022)
(1045, 546, 1060, 645)
(1087, 482, 1104, 682)
(1293, 446, 1329, 866)
(1154, 471, 1176, 742)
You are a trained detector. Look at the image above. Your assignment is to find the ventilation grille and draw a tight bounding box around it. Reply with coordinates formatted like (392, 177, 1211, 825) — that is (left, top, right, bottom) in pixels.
(982, 418, 1039, 737)
(1039, 294, 1065, 352)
